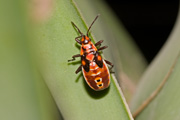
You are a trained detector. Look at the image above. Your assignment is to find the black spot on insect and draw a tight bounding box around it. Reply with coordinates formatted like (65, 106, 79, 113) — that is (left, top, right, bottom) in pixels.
(96, 79, 101, 82)
(81, 55, 90, 72)
(94, 53, 103, 68)
(98, 84, 103, 87)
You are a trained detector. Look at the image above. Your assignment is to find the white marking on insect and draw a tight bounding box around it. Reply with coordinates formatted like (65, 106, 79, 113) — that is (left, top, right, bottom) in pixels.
(91, 71, 101, 76)
(95, 78, 102, 83)
(90, 66, 99, 70)
(89, 62, 99, 70)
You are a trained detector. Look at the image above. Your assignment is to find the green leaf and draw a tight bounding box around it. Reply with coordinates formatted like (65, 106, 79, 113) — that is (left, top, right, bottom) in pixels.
(34, 0, 134, 119)
(130, 5, 180, 120)
(0, 0, 62, 120)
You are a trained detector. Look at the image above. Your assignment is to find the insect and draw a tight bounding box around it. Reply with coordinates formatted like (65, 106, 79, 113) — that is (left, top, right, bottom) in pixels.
(68, 15, 113, 91)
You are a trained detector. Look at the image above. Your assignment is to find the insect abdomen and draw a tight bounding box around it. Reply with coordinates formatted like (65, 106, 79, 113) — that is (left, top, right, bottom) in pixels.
(82, 60, 110, 91)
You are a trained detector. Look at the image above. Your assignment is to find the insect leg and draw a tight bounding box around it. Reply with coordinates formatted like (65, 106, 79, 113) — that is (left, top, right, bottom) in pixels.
(68, 54, 81, 62)
(75, 65, 82, 74)
(98, 46, 108, 51)
(104, 59, 114, 70)
(95, 40, 103, 46)
(75, 36, 82, 44)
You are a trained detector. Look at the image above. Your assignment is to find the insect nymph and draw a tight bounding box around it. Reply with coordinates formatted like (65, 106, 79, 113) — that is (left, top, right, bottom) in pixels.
(68, 15, 113, 91)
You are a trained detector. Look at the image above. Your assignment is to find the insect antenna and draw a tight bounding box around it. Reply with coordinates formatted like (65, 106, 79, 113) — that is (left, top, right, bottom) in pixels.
(86, 14, 100, 36)
(71, 22, 83, 36)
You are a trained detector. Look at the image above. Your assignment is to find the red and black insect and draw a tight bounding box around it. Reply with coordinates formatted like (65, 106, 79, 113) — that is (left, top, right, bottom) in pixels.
(68, 15, 113, 91)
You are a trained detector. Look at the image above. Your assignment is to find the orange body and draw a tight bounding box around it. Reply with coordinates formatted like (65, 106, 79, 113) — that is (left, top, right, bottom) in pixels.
(82, 60, 110, 91)
(69, 15, 113, 91)
(80, 36, 110, 91)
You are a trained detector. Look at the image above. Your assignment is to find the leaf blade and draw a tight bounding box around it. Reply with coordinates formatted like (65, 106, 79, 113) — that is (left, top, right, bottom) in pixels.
(130, 5, 180, 120)
(34, 0, 134, 119)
